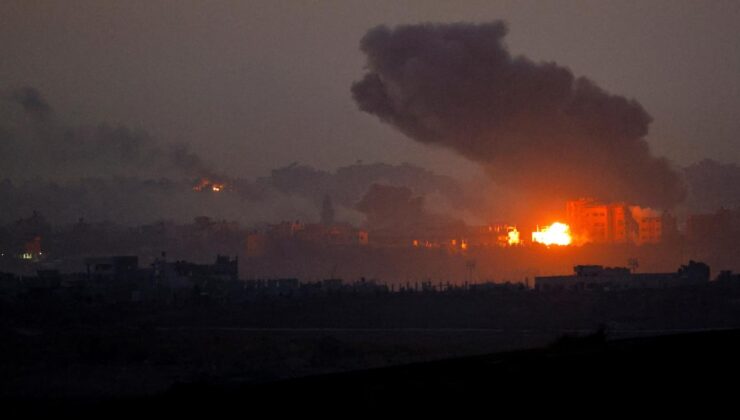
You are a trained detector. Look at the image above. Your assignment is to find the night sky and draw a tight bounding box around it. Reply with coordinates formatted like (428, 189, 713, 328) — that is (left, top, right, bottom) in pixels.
(2, 0, 739, 180)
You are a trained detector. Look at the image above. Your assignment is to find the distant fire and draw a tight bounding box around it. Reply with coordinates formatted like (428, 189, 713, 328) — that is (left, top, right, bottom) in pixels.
(532, 222, 572, 246)
(507, 227, 521, 246)
(193, 178, 225, 193)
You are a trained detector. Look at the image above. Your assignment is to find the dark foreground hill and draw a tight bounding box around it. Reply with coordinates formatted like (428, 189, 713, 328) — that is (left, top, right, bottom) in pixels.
(12, 328, 740, 413)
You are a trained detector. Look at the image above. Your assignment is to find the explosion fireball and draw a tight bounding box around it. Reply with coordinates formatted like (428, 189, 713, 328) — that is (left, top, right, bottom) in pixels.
(532, 222, 572, 246)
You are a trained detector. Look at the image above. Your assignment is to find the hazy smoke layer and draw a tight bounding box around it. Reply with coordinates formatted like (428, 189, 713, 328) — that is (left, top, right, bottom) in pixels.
(352, 22, 685, 208)
(0, 87, 321, 225)
(356, 184, 425, 228)
(1, 87, 479, 226)
(356, 183, 465, 232)
(262, 161, 466, 209)
(684, 159, 740, 212)
(0, 177, 320, 226)
(0, 87, 217, 182)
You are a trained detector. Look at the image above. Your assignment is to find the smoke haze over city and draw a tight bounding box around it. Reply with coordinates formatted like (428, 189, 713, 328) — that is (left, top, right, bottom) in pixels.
(2, 1, 740, 409)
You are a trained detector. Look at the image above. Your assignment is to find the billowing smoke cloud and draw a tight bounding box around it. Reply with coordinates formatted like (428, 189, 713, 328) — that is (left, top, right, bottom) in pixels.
(352, 22, 686, 208)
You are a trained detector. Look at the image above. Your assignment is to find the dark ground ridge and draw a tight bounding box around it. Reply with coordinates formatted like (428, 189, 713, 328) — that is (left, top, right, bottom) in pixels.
(9, 327, 740, 412)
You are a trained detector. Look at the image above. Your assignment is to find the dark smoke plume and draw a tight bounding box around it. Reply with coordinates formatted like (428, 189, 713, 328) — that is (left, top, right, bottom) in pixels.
(352, 22, 685, 208)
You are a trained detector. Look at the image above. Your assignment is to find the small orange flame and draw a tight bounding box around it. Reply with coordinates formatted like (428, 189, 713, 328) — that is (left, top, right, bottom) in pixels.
(193, 178, 225, 192)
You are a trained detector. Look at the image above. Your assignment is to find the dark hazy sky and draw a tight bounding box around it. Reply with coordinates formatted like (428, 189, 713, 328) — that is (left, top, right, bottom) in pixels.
(2, 0, 739, 180)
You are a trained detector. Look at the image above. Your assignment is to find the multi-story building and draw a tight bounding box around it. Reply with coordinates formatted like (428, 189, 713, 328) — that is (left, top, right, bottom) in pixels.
(566, 198, 672, 244)
(566, 198, 629, 243)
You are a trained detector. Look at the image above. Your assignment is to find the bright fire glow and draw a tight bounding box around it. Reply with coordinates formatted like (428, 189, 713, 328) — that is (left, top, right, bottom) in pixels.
(532, 222, 572, 246)
(507, 227, 521, 245)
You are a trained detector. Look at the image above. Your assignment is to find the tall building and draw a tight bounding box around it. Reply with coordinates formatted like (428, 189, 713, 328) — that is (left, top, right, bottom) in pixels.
(566, 198, 670, 244)
(566, 199, 629, 243)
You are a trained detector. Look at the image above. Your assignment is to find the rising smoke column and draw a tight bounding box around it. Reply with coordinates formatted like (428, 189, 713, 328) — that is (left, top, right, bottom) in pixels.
(352, 22, 685, 208)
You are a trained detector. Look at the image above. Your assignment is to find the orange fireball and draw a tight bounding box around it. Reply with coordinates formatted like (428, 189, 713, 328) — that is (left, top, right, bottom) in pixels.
(532, 222, 572, 246)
